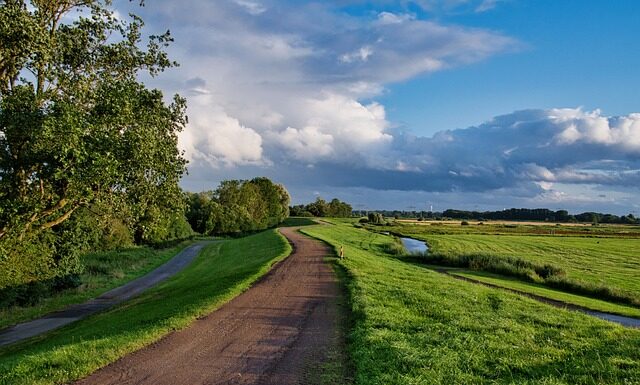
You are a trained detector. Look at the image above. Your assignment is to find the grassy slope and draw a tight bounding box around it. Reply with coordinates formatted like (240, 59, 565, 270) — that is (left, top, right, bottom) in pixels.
(0, 229, 290, 385)
(302, 222, 640, 385)
(386, 225, 640, 296)
(430, 235, 640, 293)
(452, 271, 640, 318)
(0, 241, 195, 330)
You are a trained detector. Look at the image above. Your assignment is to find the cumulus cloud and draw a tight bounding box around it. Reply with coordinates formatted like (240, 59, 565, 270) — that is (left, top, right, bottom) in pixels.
(116, 1, 638, 213)
(180, 94, 265, 168)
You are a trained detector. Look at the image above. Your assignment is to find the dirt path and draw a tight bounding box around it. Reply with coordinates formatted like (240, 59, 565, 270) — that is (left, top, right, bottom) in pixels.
(74, 227, 341, 385)
(0, 241, 211, 347)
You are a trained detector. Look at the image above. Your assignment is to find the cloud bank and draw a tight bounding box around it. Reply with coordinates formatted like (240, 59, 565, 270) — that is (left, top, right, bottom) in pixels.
(122, 0, 639, 213)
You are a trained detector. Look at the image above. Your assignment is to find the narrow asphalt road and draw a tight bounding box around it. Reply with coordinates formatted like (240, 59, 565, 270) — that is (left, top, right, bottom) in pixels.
(74, 227, 341, 385)
(0, 241, 211, 347)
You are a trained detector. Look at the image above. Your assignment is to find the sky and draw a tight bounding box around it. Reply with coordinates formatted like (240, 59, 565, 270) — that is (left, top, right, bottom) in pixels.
(113, 0, 640, 214)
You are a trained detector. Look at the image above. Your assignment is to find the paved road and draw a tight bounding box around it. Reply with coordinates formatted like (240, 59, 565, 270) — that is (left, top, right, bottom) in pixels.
(0, 241, 211, 347)
(74, 227, 341, 385)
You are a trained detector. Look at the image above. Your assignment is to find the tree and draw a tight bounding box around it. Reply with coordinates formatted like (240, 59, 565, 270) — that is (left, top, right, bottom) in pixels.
(0, 0, 186, 288)
(185, 178, 290, 235)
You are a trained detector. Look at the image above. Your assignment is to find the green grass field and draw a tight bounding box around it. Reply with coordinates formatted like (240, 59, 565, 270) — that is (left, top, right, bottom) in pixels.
(0, 230, 290, 385)
(452, 270, 640, 318)
(375, 222, 640, 303)
(0, 240, 196, 330)
(302, 221, 640, 384)
(424, 234, 640, 294)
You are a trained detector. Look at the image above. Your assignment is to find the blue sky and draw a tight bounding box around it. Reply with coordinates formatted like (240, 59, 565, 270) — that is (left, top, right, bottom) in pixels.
(374, 0, 640, 135)
(114, 0, 640, 214)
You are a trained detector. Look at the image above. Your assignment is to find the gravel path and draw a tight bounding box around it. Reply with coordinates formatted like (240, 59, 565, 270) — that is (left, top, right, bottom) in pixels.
(0, 241, 211, 347)
(74, 227, 341, 385)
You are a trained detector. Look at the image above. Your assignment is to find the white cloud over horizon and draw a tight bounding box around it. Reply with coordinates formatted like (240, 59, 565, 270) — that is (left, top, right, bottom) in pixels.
(115, 0, 639, 214)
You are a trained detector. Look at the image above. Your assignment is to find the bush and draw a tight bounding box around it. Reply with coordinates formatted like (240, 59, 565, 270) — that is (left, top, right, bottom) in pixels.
(368, 212, 384, 225)
(461, 221, 470, 226)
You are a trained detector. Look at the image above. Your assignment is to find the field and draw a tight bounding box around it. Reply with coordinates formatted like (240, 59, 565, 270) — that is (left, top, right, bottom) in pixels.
(369, 221, 640, 307)
(0, 240, 196, 330)
(453, 270, 640, 318)
(0, 230, 290, 385)
(302, 221, 640, 384)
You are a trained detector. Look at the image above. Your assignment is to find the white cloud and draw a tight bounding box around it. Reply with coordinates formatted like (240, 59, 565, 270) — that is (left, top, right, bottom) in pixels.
(268, 93, 392, 164)
(232, 0, 266, 15)
(475, 0, 502, 13)
(340, 46, 374, 63)
(551, 108, 640, 151)
(376, 12, 415, 25)
(180, 95, 265, 167)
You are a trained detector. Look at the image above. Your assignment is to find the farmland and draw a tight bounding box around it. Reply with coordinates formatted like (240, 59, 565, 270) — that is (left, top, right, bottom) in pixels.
(302, 220, 640, 384)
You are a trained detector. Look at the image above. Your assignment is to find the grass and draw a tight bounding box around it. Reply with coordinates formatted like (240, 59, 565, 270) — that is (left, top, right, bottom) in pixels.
(0, 229, 291, 385)
(302, 221, 640, 384)
(373, 223, 640, 304)
(452, 270, 640, 318)
(280, 216, 318, 227)
(0, 240, 196, 330)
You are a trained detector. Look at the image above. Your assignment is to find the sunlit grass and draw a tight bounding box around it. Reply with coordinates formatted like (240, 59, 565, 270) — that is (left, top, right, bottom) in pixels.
(302, 221, 640, 384)
(0, 230, 291, 385)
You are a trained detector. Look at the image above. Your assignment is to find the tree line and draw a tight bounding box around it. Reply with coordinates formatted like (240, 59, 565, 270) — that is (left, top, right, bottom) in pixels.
(185, 178, 290, 235)
(441, 208, 639, 224)
(289, 197, 353, 218)
(353, 208, 638, 225)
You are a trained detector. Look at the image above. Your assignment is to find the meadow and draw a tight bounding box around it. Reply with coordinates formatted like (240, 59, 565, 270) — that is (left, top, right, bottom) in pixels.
(0, 230, 290, 385)
(371, 221, 640, 307)
(302, 221, 640, 384)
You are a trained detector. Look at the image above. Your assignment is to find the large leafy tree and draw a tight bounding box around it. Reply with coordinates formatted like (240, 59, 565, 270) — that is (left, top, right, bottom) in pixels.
(0, 0, 187, 287)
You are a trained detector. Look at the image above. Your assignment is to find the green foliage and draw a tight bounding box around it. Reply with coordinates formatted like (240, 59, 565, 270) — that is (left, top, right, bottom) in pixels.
(368, 212, 384, 225)
(290, 197, 352, 218)
(185, 177, 290, 235)
(0, 1, 188, 289)
(0, 240, 194, 330)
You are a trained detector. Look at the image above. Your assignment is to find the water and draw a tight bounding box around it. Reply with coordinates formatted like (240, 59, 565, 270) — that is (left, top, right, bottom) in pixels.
(584, 310, 640, 328)
(400, 237, 429, 254)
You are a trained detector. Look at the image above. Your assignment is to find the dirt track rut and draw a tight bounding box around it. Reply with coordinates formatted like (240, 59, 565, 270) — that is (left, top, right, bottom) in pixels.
(75, 227, 340, 385)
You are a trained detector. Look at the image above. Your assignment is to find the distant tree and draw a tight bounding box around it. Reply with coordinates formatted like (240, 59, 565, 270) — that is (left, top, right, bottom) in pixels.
(307, 197, 329, 217)
(368, 212, 384, 225)
(185, 178, 290, 235)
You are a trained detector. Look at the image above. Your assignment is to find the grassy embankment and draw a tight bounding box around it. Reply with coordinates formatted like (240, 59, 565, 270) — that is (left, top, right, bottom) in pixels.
(371, 221, 640, 308)
(452, 270, 640, 318)
(302, 221, 640, 384)
(0, 229, 290, 385)
(0, 240, 197, 330)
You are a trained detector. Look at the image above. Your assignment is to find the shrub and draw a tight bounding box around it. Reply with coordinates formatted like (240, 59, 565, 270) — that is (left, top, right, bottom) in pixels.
(461, 221, 470, 226)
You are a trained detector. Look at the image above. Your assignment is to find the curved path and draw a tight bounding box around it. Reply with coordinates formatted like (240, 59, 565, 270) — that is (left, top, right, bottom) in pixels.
(74, 227, 341, 385)
(0, 241, 211, 347)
